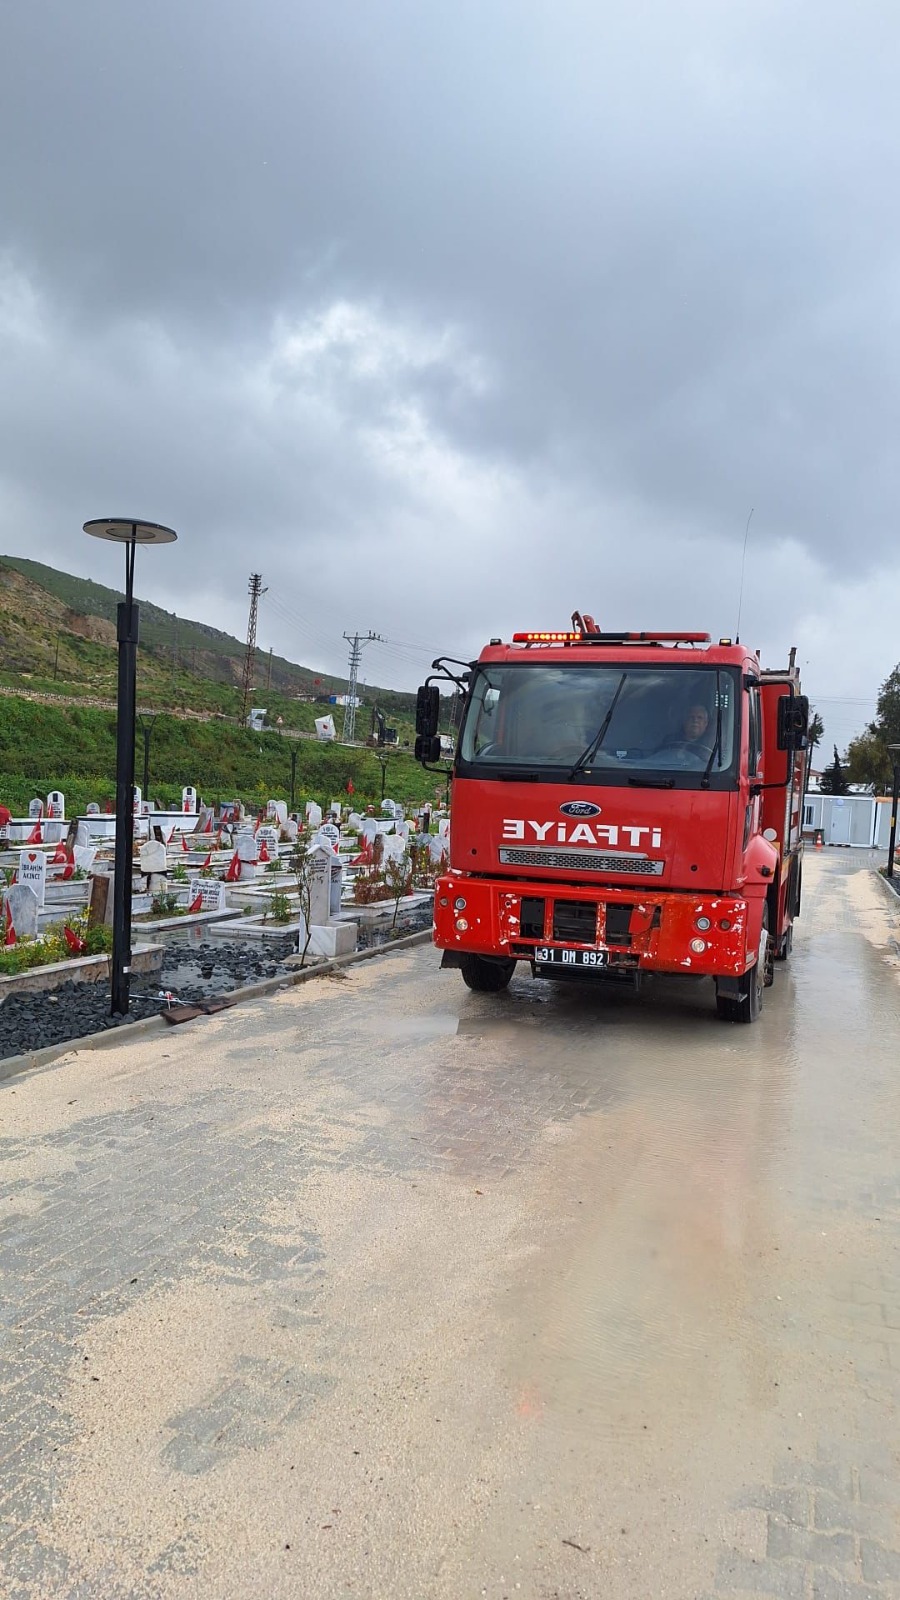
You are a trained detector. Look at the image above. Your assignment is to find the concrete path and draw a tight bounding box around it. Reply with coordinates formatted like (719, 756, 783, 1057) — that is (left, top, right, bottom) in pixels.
(1, 852, 899, 1599)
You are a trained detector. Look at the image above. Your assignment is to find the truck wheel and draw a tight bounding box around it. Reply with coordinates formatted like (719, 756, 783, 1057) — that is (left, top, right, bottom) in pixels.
(716, 915, 766, 1023)
(459, 954, 516, 992)
(763, 924, 776, 987)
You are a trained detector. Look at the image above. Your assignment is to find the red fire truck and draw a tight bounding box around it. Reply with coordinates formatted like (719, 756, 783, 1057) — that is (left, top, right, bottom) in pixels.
(415, 617, 808, 1022)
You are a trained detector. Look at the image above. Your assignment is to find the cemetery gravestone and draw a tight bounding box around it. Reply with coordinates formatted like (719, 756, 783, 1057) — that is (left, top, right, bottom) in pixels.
(18, 850, 47, 909)
(28, 798, 43, 820)
(329, 859, 343, 917)
(188, 878, 227, 913)
(47, 791, 65, 820)
(139, 840, 168, 875)
(306, 802, 323, 830)
(307, 847, 333, 927)
(5, 884, 40, 940)
(182, 786, 198, 814)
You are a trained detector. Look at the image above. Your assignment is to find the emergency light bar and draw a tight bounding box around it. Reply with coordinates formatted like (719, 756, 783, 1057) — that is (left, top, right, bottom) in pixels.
(512, 632, 582, 643)
(511, 630, 712, 645)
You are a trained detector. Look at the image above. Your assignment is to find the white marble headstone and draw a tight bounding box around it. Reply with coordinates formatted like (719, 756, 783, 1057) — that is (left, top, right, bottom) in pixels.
(5, 884, 39, 939)
(307, 846, 333, 926)
(188, 878, 227, 912)
(18, 850, 46, 908)
(139, 840, 168, 875)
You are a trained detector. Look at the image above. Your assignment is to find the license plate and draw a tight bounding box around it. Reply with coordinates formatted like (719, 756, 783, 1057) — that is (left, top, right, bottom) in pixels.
(533, 946, 607, 968)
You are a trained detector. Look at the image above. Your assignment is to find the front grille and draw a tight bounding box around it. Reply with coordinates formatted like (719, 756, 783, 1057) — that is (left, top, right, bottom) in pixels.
(499, 847, 664, 876)
(519, 896, 546, 939)
(605, 903, 634, 946)
(552, 900, 598, 942)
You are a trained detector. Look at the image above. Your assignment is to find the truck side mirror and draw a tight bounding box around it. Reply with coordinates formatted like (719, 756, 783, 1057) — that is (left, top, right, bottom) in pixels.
(414, 734, 442, 763)
(777, 694, 809, 751)
(415, 684, 441, 738)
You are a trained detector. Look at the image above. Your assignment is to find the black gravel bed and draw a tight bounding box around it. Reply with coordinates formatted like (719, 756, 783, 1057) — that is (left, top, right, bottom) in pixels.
(0, 907, 434, 1063)
(0, 981, 166, 1061)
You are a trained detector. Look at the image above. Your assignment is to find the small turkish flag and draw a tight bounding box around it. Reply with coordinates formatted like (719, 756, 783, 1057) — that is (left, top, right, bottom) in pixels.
(181, 835, 189, 853)
(258, 839, 270, 863)
(225, 852, 242, 882)
(64, 926, 86, 954)
(26, 823, 42, 844)
(4, 903, 16, 947)
(347, 780, 354, 795)
(52, 843, 67, 864)
(200, 854, 211, 869)
(204, 814, 213, 833)
(189, 892, 203, 913)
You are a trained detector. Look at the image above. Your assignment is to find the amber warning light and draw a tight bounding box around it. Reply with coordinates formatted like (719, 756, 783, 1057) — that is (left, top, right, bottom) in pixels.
(512, 631, 583, 643)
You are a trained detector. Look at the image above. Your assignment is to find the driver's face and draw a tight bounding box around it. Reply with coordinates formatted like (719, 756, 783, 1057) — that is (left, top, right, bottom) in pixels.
(684, 705, 709, 740)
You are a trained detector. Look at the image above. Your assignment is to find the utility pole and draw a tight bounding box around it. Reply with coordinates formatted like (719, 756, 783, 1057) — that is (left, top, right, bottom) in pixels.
(342, 631, 383, 741)
(53, 632, 61, 680)
(266, 647, 273, 692)
(240, 574, 266, 725)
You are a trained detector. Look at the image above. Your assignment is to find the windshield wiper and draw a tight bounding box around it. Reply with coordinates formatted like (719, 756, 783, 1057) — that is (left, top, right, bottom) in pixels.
(700, 670, 722, 789)
(627, 776, 675, 788)
(567, 673, 627, 780)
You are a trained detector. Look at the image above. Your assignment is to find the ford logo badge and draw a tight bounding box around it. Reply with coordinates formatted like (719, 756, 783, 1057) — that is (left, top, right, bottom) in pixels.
(560, 800, 601, 818)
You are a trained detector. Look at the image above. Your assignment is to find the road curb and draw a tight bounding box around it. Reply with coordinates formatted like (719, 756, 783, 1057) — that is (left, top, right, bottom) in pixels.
(0, 927, 434, 1086)
(872, 867, 900, 910)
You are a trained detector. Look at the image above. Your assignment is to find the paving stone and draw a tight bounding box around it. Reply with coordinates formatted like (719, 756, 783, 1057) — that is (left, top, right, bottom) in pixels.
(811, 1574, 895, 1600)
(767, 1519, 855, 1566)
(815, 1490, 900, 1543)
(716, 1552, 808, 1598)
(739, 1487, 811, 1526)
(775, 1459, 854, 1498)
(861, 1541, 900, 1584)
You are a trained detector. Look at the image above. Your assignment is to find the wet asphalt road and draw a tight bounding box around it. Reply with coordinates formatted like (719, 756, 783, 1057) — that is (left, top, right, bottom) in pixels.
(1, 851, 899, 1599)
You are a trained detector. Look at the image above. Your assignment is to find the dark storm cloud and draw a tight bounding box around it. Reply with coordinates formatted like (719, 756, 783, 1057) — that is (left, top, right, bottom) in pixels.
(1, 0, 899, 717)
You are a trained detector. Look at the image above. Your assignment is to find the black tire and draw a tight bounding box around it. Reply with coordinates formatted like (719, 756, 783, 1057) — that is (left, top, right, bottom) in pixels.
(459, 954, 516, 992)
(716, 914, 766, 1023)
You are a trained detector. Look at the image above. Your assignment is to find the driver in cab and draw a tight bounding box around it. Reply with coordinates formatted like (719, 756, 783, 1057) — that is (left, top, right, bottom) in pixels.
(656, 702, 715, 768)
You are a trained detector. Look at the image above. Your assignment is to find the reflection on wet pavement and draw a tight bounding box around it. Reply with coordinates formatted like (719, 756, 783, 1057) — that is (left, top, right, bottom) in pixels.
(1, 852, 899, 1599)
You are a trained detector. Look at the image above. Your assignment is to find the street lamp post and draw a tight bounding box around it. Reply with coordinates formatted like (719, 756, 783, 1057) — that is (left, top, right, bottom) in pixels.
(84, 520, 178, 1015)
(887, 743, 900, 881)
(137, 711, 162, 802)
(289, 742, 300, 812)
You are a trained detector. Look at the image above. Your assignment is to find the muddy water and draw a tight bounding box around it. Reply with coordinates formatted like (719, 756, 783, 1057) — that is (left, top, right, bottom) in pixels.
(2, 852, 899, 1599)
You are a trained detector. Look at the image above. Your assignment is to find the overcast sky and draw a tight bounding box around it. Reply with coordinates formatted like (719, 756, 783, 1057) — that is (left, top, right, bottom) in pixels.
(1, 0, 898, 748)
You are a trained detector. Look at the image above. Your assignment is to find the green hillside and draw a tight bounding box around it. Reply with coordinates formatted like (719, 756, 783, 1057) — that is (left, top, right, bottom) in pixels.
(0, 556, 437, 732)
(0, 698, 444, 815)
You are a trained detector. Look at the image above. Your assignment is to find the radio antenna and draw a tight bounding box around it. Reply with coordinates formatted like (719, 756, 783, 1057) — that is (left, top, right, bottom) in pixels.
(735, 507, 753, 643)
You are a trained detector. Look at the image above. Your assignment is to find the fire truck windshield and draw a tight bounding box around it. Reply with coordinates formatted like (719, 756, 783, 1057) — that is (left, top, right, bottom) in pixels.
(458, 664, 738, 783)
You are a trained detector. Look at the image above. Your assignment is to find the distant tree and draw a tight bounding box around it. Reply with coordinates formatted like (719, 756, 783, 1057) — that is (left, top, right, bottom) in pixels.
(842, 662, 900, 793)
(818, 745, 849, 795)
(845, 730, 889, 792)
(804, 708, 824, 795)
